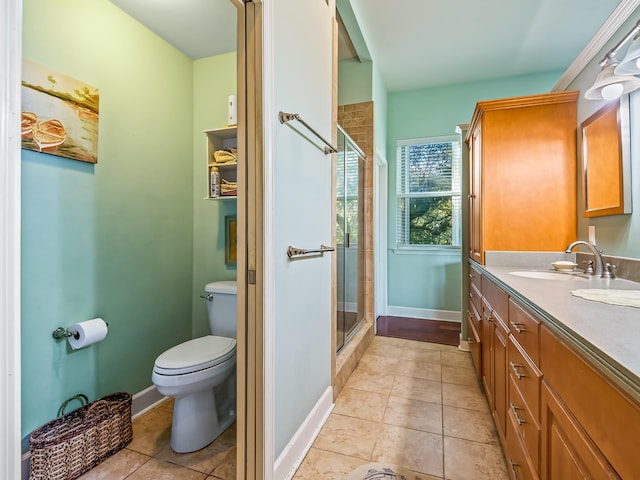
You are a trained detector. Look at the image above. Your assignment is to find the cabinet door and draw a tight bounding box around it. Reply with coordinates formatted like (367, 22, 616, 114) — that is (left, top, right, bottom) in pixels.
(467, 309, 481, 380)
(541, 382, 619, 480)
(481, 299, 493, 402)
(493, 317, 508, 441)
(469, 125, 482, 263)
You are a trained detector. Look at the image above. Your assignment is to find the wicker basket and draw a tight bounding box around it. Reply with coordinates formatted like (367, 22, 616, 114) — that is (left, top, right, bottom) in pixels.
(29, 392, 133, 480)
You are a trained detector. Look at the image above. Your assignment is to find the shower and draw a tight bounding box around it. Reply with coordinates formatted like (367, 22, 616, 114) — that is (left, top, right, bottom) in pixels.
(336, 125, 365, 352)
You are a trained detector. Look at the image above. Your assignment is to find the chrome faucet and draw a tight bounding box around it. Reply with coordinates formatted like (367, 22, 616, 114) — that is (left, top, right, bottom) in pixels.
(565, 240, 604, 277)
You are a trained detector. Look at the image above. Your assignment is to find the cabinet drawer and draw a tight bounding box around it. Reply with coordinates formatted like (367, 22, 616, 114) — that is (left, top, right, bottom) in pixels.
(541, 326, 640, 479)
(508, 299, 540, 366)
(469, 263, 482, 291)
(505, 409, 539, 480)
(469, 282, 483, 318)
(481, 275, 508, 322)
(508, 336, 542, 422)
(509, 375, 540, 473)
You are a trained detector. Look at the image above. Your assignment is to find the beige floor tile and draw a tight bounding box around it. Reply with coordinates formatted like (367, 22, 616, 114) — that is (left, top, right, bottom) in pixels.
(443, 437, 508, 480)
(207, 446, 236, 479)
(333, 387, 389, 422)
(441, 364, 478, 386)
(126, 458, 207, 480)
(439, 344, 462, 353)
(383, 396, 442, 435)
(292, 447, 366, 480)
(77, 448, 150, 480)
(392, 375, 442, 404)
(395, 358, 442, 382)
(441, 383, 489, 412)
(128, 406, 173, 456)
(346, 368, 395, 395)
(357, 353, 401, 374)
(441, 351, 473, 369)
(370, 336, 408, 349)
(404, 340, 442, 352)
(401, 347, 442, 363)
(442, 405, 499, 445)
(371, 424, 443, 477)
(154, 423, 236, 474)
(365, 340, 405, 359)
(314, 413, 381, 460)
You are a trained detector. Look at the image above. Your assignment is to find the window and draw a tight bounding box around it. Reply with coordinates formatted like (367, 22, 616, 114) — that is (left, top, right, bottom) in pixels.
(396, 135, 461, 248)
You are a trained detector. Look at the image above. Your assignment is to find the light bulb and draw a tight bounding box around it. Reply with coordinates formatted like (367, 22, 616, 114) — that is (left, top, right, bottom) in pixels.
(601, 83, 624, 100)
(635, 57, 640, 69)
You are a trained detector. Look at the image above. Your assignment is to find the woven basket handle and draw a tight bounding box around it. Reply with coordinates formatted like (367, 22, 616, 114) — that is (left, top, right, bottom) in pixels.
(58, 393, 89, 417)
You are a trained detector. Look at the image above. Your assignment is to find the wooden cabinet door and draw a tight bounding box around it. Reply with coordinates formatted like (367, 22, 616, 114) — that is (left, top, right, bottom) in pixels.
(469, 125, 482, 263)
(493, 317, 508, 441)
(481, 299, 493, 403)
(467, 309, 482, 380)
(541, 382, 619, 480)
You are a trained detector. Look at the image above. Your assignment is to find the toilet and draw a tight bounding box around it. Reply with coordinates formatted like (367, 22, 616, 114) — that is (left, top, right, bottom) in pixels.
(152, 280, 237, 453)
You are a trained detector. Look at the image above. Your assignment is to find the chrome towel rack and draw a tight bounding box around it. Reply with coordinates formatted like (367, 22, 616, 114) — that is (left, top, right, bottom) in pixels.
(278, 111, 338, 155)
(287, 244, 335, 259)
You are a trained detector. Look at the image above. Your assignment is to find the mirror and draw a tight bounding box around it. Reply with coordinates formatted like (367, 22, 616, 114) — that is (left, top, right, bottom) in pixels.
(581, 95, 632, 217)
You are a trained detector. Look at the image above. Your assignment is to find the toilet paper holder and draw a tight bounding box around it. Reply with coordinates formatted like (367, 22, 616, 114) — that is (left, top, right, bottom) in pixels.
(52, 322, 109, 340)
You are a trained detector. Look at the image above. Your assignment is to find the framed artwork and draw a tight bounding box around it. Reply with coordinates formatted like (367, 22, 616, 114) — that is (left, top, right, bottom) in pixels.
(21, 59, 99, 164)
(225, 216, 237, 266)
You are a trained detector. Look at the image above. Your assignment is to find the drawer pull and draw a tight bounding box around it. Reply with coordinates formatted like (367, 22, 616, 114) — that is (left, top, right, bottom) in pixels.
(510, 403, 526, 425)
(509, 460, 519, 480)
(510, 361, 526, 380)
(510, 321, 526, 334)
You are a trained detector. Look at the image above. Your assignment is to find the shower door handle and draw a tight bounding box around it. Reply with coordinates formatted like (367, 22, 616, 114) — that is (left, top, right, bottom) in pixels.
(346, 232, 350, 248)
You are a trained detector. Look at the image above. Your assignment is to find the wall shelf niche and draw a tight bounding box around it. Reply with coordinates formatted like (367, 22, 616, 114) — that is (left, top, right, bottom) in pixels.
(204, 126, 237, 200)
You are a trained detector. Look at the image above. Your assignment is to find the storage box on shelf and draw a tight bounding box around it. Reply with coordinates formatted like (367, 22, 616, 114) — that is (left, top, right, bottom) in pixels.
(204, 127, 237, 200)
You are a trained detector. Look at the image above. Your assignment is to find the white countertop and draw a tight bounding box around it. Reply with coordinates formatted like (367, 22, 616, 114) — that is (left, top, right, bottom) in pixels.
(478, 264, 640, 400)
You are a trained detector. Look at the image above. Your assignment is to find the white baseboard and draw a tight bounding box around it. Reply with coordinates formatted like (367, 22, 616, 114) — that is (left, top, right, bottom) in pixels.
(132, 385, 167, 419)
(274, 386, 334, 480)
(387, 306, 461, 323)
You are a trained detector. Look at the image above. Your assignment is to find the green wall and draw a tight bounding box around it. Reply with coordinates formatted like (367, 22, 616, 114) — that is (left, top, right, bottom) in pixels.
(21, 0, 232, 437)
(386, 71, 564, 313)
(191, 54, 238, 338)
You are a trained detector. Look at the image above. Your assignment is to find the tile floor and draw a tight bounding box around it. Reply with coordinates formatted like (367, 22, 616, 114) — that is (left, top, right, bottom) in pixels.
(76, 336, 507, 479)
(76, 399, 236, 479)
(292, 336, 508, 480)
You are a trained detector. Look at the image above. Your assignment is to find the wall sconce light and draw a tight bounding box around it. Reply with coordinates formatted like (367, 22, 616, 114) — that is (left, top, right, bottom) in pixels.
(585, 20, 640, 101)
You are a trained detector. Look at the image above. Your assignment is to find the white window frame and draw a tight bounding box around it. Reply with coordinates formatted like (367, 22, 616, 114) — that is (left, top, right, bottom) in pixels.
(395, 134, 462, 252)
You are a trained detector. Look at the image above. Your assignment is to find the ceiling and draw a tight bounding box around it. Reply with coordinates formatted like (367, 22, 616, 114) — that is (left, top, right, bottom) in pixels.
(109, 0, 622, 92)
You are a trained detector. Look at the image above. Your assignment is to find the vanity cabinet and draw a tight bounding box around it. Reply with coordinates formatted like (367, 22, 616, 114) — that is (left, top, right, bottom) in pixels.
(205, 127, 237, 199)
(469, 264, 640, 480)
(481, 275, 509, 444)
(466, 91, 578, 264)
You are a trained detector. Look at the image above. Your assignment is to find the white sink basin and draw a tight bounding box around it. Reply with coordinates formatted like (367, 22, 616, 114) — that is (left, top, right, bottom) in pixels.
(509, 271, 589, 281)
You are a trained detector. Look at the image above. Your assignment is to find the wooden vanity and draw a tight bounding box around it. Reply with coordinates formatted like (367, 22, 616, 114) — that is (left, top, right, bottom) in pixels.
(468, 262, 640, 480)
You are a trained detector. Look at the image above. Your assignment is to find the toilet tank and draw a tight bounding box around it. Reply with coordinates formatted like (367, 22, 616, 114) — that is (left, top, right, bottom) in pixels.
(204, 281, 237, 338)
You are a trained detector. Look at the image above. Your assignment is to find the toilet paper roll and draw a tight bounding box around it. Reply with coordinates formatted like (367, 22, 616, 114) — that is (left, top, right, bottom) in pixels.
(68, 318, 108, 350)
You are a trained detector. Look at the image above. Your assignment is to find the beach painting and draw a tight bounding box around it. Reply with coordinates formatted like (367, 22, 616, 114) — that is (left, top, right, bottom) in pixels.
(21, 59, 99, 164)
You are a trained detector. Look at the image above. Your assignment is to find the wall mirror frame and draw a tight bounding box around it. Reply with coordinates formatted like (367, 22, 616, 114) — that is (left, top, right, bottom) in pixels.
(581, 94, 633, 217)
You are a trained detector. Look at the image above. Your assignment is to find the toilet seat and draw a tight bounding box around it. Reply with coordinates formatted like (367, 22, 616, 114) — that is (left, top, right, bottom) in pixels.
(154, 335, 236, 376)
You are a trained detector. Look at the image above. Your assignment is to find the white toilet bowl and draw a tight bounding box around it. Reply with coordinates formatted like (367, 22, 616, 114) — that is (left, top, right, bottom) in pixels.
(152, 335, 237, 452)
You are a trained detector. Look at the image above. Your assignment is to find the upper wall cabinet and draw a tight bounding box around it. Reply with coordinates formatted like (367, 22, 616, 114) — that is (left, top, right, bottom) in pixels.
(205, 127, 237, 200)
(581, 95, 632, 217)
(466, 91, 579, 264)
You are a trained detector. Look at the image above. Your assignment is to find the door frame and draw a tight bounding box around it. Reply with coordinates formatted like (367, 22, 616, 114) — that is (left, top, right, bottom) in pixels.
(0, 0, 23, 478)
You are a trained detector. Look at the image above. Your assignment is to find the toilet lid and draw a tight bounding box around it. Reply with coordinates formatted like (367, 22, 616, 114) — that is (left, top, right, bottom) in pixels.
(154, 335, 236, 375)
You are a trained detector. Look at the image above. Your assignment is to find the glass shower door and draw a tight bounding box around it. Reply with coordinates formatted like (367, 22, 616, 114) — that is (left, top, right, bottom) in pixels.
(336, 126, 364, 352)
